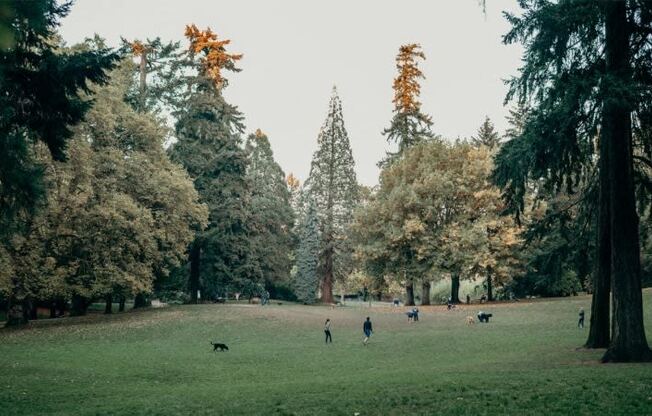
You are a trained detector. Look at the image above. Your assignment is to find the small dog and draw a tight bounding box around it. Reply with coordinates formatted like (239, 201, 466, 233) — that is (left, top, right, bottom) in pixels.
(466, 316, 475, 325)
(211, 342, 229, 352)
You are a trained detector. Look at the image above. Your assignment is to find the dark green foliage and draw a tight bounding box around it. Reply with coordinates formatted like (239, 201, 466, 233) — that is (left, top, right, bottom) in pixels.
(245, 131, 295, 290)
(294, 199, 320, 303)
(471, 116, 501, 149)
(0, 0, 116, 234)
(381, 110, 434, 166)
(169, 75, 251, 300)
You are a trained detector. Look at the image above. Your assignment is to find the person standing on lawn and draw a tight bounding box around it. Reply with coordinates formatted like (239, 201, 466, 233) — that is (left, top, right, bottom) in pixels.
(363, 316, 373, 346)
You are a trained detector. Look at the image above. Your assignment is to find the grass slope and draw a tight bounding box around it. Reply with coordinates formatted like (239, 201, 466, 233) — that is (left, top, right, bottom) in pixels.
(1, 291, 651, 415)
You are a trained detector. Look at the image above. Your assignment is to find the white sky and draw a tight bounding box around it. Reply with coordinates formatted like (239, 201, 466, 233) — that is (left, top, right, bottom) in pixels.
(59, 0, 523, 186)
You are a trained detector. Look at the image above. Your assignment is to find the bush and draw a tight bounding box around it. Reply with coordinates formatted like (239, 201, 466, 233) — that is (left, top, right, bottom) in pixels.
(267, 281, 297, 302)
(157, 290, 190, 305)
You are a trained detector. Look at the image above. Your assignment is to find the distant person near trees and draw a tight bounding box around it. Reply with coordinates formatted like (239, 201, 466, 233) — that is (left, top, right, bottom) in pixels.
(363, 317, 373, 345)
(324, 319, 332, 343)
(578, 308, 585, 329)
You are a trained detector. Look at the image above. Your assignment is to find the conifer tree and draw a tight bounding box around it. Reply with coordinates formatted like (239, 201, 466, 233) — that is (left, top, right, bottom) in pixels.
(0, 0, 116, 235)
(381, 44, 434, 166)
(294, 199, 320, 303)
(169, 25, 251, 303)
(304, 87, 359, 303)
(471, 116, 500, 149)
(493, 0, 652, 361)
(245, 129, 295, 289)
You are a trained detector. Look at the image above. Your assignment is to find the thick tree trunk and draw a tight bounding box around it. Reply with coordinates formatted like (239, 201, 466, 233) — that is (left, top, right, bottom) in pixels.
(104, 294, 113, 314)
(586, 120, 611, 348)
(138, 48, 147, 111)
(601, 1, 651, 362)
(70, 294, 88, 317)
(133, 293, 150, 309)
(55, 298, 67, 317)
(320, 244, 334, 304)
(189, 242, 201, 304)
(5, 297, 28, 327)
(118, 296, 126, 312)
(49, 301, 57, 319)
(405, 282, 415, 306)
(27, 299, 37, 320)
(486, 268, 493, 302)
(451, 274, 461, 304)
(421, 281, 431, 305)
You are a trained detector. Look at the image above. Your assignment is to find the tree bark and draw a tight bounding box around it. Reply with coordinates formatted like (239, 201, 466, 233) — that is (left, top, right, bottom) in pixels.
(70, 294, 88, 317)
(586, 118, 611, 348)
(138, 47, 147, 112)
(27, 299, 37, 320)
(5, 297, 28, 327)
(49, 301, 57, 319)
(451, 274, 461, 304)
(601, 0, 651, 362)
(104, 294, 113, 314)
(486, 268, 493, 302)
(118, 295, 126, 312)
(133, 293, 150, 309)
(320, 242, 335, 304)
(189, 241, 201, 304)
(421, 281, 431, 305)
(405, 282, 415, 306)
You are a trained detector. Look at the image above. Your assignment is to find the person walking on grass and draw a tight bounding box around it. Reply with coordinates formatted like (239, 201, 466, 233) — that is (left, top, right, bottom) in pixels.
(363, 316, 373, 346)
(578, 307, 585, 329)
(324, 318, 332, 343)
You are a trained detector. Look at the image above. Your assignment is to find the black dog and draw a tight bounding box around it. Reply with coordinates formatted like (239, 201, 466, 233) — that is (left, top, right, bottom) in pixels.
(211, 342, 229, 352)
(477, 312, 493, 323)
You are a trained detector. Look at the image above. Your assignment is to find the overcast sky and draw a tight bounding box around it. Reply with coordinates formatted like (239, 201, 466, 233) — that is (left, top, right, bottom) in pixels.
(59, 0, 523, 186)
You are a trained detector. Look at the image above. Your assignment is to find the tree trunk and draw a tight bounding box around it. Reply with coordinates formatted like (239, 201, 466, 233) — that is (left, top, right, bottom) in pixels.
(451, 274, 461, 304)
(104, 294, 113, 314)
(70, 294, 88, 317)
(138, 47, 147, 111)
(133, 293, 150, 309)
(586, 118, 611, 349)
(486, 268, 493, 302)
(189, 241, 201, 304)
(49, 301, 57, 319)
(421, 281, 431, 305)
(601, 0, 651, 362)
(320, 243, 334, 304)
(405, 282, 415, 306)
(55, 298, 67, 317)
(5, 297, 28, 327)
(27, 299, 37, 320)
(118, 295, 126, 312)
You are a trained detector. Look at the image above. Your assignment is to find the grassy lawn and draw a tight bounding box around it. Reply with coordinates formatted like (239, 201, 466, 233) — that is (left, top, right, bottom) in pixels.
(1, 291, 652, 415)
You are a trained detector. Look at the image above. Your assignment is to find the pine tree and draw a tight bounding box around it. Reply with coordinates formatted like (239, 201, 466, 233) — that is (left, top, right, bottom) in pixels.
(0, 0, 116, 236)
(245, 129, 295, 289)
(493, 0, 652, 361)
(169, 25, 251, 303)
(294, 199, 320, 303)
(471, 116, 500, 149)
(381, 44, 434, 166)
(304, 87, 359, 303)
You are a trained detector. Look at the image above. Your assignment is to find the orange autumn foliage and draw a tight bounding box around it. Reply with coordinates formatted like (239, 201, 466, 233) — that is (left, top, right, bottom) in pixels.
(286, 173, 300, 190)
(131, 40, 146, 56)
(184, 24, 243, 88)
(392, 44, 426, 114)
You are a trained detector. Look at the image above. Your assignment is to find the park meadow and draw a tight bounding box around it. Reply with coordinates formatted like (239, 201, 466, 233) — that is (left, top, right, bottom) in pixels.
(1, 292, 651, 415)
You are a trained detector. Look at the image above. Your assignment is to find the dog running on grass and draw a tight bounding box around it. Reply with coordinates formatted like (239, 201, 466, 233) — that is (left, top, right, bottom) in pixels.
(211, 342, 229, 352)
(466, 316, 475, 325)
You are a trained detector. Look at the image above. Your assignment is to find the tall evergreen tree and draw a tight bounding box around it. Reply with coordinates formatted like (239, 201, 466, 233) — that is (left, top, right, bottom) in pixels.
(471, 116, 500, 149)
(381, 43, 434, 166)
(304, 87, 359, 303)
(169, 25, 251, 303)
(493, 0, 652, 362)
(0, 0, 116, 236)
(294, 199, 320, 303)
(245, 129, 295, 289)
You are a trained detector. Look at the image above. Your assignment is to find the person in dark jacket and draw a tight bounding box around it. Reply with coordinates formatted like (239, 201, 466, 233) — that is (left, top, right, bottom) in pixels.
(324, 318, 332, 343)
(363, 317, 373, 345)
(578, 308, 585, 329)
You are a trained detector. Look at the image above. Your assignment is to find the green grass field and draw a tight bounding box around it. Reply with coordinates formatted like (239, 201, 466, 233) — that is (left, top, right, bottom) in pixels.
(2, 291, 652, 416)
